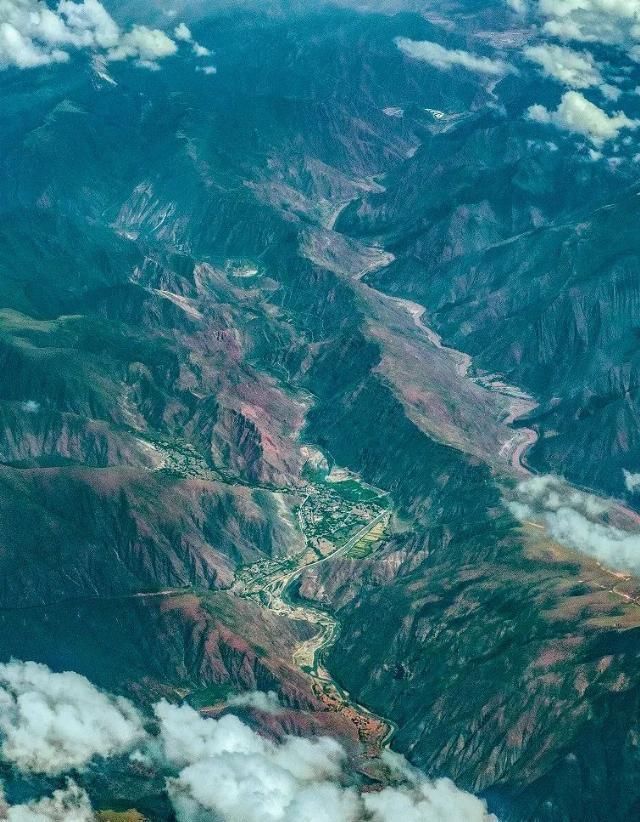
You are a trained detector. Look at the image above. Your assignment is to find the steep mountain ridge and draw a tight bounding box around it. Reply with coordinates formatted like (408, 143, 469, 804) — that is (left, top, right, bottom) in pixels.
(356, 174, 640, 503)
(2, 3, 640, 819)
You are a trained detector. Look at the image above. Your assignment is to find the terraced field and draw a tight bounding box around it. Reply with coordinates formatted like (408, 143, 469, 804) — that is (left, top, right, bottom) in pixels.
(231, 467, 395, 753)
(346, 516, 389, 559)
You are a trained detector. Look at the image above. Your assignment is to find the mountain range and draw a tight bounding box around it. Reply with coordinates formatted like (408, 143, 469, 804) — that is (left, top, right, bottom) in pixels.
(2, 1, 640, 819)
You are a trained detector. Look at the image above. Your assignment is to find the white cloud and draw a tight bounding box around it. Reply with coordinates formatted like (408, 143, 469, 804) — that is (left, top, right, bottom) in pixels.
(623, 469, 640, 492)
(0, 662, 496, 822)
(156, 701, 351, 822)
(515, 3, 635, 107)
(364, 780, 491, 821)
(173, 22, 191, 42)
(510, 475, 640, 574)
(515, 0, 640, 70)
(0, 780, 93, 822)
(0, 0, 182, 71)
(106, 24, 177, 64)
(0, 21, 68, 68)
(0, 660, 145, 775)
(196, 64, 216, 75)
(172, 20, 210, 57)
(56, 0, 119, 47)
(226, 690, 283, 714)
(192, 42, 211, 57)
(511, 475, 607, 517)
(527, 90, 639, 143)
(362, 751, 497, 822)
(155, 701, 496, 822)
(395, 37, 512, 76)
(537, 0, 640, 47)
(523, 43, 602, 88)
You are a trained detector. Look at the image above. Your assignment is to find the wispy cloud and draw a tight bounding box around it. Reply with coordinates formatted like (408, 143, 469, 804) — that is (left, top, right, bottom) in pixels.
(226, 689, 283, 714)
(524, 43, 603, 89)
(507, 0, 640, 53)
(510, 475, 640, 574)
(0, 779, 93, 821)
(537, 0, 640, 52)
(395, 37, 512, 76)
(624, 469, 640, 493)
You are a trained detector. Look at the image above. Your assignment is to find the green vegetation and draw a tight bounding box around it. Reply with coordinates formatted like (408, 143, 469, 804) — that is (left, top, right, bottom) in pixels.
(346, 519, 387, 559)
(139, 433, 221, 481)
(292, 460, 390, 554)
(327, 478, 385, 504)
(0, 308, 62, 334)
(297, 480, 385, 548)
(185, 682, 236, 709)
(301, 462, 329, 484)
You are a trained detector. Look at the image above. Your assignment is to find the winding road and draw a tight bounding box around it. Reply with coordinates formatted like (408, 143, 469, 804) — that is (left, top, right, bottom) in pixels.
(233, 509, 396, 753)
(231, 194, 640, 763)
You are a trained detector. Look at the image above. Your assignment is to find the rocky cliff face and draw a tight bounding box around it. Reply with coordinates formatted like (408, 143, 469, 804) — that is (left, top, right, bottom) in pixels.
(0, 468, 304, 606)
(0, 590, 317, 705)
(342, 108, 640, 504)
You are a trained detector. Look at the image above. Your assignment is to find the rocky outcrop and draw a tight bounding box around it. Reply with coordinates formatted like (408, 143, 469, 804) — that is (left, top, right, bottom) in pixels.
(0, 401, 158, 468)
(0, 468, 302, 607)
(0, 589, 315, 702)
